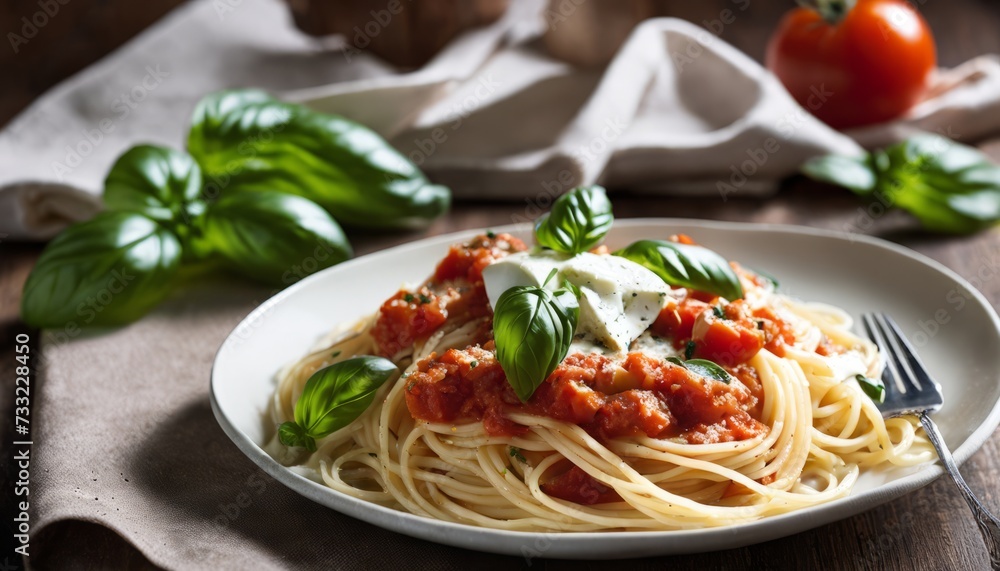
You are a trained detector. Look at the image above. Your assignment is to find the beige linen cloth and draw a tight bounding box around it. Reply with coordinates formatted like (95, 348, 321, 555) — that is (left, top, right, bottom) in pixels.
(32, 280, 525, 569)
(5, 0, 1000, 239)
(13, 0, 1000, 569)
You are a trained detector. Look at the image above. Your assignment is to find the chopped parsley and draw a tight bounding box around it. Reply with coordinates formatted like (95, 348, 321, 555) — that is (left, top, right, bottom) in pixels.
(712, 306, 726, 320)
(486, 230, 497, 239)
(685, 340, 697, 359)
(470, 360, 479, 369)
(403, 293, 415, 303)
(331, 350, 341, 358)
(509, 447, 527, 463)
(418, 293, 432, 304)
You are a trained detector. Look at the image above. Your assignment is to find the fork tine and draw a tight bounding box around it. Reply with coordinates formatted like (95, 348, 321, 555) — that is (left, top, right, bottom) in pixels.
(861, 313, 903, 396)
(871, 313, 924, 395)
(877, 313, 941, 393)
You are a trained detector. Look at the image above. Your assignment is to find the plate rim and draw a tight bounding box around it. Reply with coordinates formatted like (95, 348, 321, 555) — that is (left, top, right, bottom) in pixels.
(210, 218, 1000, 558)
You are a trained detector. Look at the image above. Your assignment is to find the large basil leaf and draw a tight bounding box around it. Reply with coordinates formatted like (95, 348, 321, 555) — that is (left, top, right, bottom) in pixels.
(187, 89, 450, 229)
(493, 285, 579, 402)
(21, 212, 181, 328)
(614, 240, 743, 300)
(279, 356, 398, 451)
(534, 185, 613, 254)
(198, 191, 352, 287)
(103, 144, 206, 230)
(802, 135, 1000, 234)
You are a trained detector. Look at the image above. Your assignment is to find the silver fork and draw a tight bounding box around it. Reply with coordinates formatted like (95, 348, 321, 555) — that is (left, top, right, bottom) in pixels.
(862, 312, 1000, 569)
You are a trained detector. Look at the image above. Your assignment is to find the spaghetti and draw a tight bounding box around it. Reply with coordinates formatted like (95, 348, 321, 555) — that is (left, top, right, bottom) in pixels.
(266, 232, 932, 531)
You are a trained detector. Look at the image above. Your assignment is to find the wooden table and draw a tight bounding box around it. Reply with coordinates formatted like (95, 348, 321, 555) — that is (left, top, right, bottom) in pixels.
(2, 1, 1000, 569)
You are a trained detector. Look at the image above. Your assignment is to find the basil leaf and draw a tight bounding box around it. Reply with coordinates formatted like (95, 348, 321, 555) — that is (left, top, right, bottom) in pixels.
(103, 145, 206, 232)
(279, 356, 398, 452)
(188, 89, 450, 229)
(664, 356, 731, 384)
(683, 359, 733, 384)
(802, 135, 1000, 234)
(534, 185, 613, 254)
(801, 154, 877, 194)
(197, 191, 351, 287)
(493, 285, 579, 402)
(878, 135, 1000, 234)
(21, 212, 181, 328)
(613, 240, 743, 300)
(855, 374, 886, 404)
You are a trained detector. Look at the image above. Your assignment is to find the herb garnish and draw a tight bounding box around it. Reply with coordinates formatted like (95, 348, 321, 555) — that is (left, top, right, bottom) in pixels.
(855, 374, 886, 403)
(279, 356, 398, 452)
(667, 356, 732, 384)
(534, 186, 614, 255)
(493, 285, 579, 402)
(509, 447, 527, 463)
(613, 240, 744, 301)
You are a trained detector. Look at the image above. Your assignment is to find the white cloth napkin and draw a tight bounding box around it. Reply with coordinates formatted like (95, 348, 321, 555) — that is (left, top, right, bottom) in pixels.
(4, 0, 1000, 240)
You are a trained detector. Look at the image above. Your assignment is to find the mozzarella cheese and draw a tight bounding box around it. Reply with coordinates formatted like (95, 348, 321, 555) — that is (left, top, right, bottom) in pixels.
(483, 250, 673, 353)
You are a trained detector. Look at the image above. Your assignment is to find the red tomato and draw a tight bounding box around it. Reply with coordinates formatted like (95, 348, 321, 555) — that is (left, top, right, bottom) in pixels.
(766, 0, 936, 130)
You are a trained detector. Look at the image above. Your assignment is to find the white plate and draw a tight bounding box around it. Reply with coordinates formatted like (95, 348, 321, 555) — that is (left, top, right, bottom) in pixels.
(210, 219, 1000, 559)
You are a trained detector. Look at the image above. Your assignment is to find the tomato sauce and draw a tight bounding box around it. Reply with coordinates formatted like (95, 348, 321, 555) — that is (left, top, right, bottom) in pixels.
(433, 232, 527, 284)
(391, 232, 783, 505)
(541, 466, 621, 505)
(372, 233, 526, 357)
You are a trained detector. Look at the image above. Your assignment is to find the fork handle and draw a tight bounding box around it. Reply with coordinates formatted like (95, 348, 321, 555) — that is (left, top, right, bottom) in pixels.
(920, 412, 1000, 569)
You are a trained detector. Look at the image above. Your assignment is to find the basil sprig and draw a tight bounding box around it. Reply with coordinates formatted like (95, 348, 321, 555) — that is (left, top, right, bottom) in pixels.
(279, 356, 399, 452)
(534, 185, 613, 254)
(855, 374, 886, 404)
(613, 240, 744, 300)
(189, 90, 450, 229)
(666, 356, 733, 384)
(493, 285, 579, 402)
(21, 212, 182, 328)
(802, 134, 1000, 234)
(22, 88, 449, 329)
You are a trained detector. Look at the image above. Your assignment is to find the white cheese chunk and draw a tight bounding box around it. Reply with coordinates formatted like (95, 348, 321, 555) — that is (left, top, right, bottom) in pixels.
(483, 250, 672, 354)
